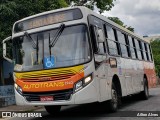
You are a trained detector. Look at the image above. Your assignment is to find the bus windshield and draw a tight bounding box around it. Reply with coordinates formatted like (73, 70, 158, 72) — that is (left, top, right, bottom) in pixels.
(13, 24, 91, 71)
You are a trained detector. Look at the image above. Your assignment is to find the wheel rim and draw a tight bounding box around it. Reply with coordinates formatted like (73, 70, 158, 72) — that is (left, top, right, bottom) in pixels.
(111, 89, 118, 108)
(145, 84, 149, 97)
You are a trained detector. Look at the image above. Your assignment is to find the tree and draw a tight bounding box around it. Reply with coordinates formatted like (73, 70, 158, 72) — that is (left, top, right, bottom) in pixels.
(0, 0, 117, 57)
(150, 39, 160, 76)
(68, 0, 134, 32)
(67, 0, 116, 13)
(0, 0, 68, 57)
(108, 17, 134, 32)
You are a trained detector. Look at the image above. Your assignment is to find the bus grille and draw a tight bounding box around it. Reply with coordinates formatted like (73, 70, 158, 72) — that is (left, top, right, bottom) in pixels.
(23, 89, 73, 102)
(20, 70, 75, 82)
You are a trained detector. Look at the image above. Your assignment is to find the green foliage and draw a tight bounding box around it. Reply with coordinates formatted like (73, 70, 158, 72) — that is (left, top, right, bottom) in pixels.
(68, 0, 115, 13)
(108, 17, 134, 32)
(150, 39, 160, 76)
(0, 0, 68, 57)
(0, 0, 116, 57)
(0, 0, 134, 62)
(126, 26, 134, 32)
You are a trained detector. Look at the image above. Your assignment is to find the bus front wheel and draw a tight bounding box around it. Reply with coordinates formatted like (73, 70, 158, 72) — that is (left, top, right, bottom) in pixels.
(107, 83, 118, 112)
(44, 105, 61, 115)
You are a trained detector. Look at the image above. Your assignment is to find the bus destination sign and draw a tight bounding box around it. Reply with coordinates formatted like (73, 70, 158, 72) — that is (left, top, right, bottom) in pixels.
(14, 8, 82, 33)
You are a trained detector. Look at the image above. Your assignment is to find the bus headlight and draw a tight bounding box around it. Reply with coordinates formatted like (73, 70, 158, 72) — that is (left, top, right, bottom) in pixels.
(14, 83, 23, 95)
(84, 76, 92, 84)
(74, 74, 92, 92)
(75, 81, 83, 92)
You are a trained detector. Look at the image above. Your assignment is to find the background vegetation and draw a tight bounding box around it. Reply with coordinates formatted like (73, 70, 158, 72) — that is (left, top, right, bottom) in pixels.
(0, 0, 159, 76)
(150, 39, 160, 76)
(0, 0, 115, 56)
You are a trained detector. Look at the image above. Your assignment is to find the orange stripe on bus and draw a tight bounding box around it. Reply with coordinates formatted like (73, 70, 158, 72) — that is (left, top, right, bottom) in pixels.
(16, 72, 84, 92)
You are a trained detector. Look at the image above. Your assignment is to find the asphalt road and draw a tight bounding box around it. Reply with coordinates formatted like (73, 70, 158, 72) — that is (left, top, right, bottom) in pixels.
(5, 87, 160, 120)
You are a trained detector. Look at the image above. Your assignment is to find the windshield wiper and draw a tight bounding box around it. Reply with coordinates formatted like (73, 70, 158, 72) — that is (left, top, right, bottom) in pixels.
(48, 23, 65, 60)
(36, 35, 39, 65)
(24, 31, 39, 65)
(24, 31, 37, 49)
(49, 23, 65, 48)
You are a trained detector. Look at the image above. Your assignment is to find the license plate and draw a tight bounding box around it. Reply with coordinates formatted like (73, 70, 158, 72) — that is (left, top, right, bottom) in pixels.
(40, 96, 54, 101)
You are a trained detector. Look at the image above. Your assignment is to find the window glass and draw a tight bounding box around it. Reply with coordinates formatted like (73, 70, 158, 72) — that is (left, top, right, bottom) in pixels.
(144, 43, 147, 51)
(98, 43, 105, 53)
(138, 41, 142, 50)
(120, 44, 128, 57)
(148, 44, 153, 61)
(145, 52, 149, 61)
(134, 39, 140, 49)
(117, 31, 128, 57)
(146, 44, 150, 52)
(138, 41, 144, 60)
(117, 31, 126, 44)
(130, 48, 136, 59)
(106, 25, 119, 55)
(141, 42, 145, 51)
(143, 51, 147, 60)
(108, 40, 118, 55)
(144, 42, 149, 61)
(128, 36, 134, 47)
(95, 28, 105, 54)
(146, 44, 152, 61)
(137, 50, 142, 60)
(106, 25, 116, 41)
(148, 53, 151, 61)
(13, 24, 91, 71)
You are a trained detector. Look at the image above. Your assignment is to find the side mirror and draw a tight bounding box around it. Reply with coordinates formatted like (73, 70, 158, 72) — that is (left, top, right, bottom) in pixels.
(97, 29, 105, 43)
(2, 36, 13, 63)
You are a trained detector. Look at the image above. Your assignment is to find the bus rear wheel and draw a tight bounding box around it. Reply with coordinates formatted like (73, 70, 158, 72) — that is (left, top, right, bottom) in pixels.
(107, 83, 118, 112)
(140, 77, 149, 100)
(44, 105, 61, 115)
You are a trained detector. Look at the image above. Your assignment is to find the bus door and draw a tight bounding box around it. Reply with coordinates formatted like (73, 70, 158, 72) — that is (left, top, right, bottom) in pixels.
(90, 23, 109, 101)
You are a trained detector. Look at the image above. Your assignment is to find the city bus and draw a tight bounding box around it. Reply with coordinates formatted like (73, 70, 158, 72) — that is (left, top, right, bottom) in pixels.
(3, 6, 157, 114)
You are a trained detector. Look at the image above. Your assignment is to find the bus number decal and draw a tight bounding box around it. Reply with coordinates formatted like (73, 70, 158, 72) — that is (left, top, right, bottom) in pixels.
(23, 81, 74, 90)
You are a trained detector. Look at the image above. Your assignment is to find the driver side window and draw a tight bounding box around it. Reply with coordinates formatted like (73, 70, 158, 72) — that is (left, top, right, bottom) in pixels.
(96, 28, 106, 54)
(90, 26, 106, 54)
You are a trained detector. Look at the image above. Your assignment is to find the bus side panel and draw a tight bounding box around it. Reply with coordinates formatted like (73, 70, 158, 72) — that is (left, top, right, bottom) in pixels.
(143, 61, 157, 88)
(94, 62, 112, 102)
(124, 59, 137, 95)
(117, 57, 127, 96)
(136, 60, 144, 92)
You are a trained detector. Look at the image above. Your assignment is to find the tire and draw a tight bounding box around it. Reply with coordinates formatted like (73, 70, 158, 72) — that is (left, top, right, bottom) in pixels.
(44, 105, 61, 115)
(140, 78, 149, 100)
(107, 83, 118, 112)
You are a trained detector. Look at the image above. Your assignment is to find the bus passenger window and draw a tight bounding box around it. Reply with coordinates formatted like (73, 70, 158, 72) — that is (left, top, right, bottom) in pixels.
(149, 45, 153, 61)
(144, 42, 149, 61)
(141, 42, 147, 61)
(90, 25, 99, 53)
(90, 25, 106, 54)
(134, 39, 142, 60)
(146, 44, 152, 61)
(96, 28, 106, 54)
(139, 40, 144, 60)
(128, 36, 136, 59)
(132, 38, 138, 59)
(105, 25, 119, 55)
(117, 31, 129, 57)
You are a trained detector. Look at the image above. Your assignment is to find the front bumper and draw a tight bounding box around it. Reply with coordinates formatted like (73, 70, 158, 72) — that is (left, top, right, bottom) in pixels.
(15, 80, 98, 106)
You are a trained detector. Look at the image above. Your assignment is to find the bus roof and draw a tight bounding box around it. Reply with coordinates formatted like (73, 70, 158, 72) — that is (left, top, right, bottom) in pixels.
(13, 6, 149, 43)
(80, 7, 149, 43)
